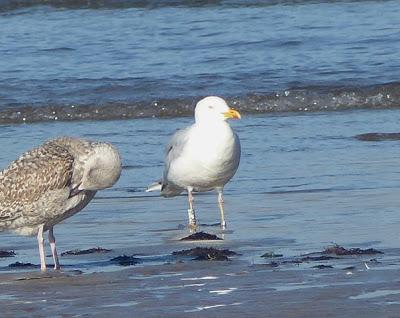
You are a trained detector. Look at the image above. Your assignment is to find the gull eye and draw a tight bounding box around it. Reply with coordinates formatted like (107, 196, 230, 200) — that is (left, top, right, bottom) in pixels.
(208, 105, 213, 109)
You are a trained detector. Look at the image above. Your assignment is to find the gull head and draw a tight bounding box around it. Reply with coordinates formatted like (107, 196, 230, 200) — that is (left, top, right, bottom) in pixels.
(194, 96, 241, 123)
(79, 143, 122, 191)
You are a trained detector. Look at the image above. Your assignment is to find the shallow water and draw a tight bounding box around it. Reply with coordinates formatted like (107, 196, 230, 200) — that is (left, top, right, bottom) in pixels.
(1, 0, 400, 315)
(0, 108, 400, 271)
(0, 0, 400, 122)
(1, 110, 400, 316)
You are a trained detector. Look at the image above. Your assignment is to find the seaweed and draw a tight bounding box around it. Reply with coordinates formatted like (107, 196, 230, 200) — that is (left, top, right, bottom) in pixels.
(312, 264, 333, 269)
(281, 259, 303, 265)
(61, 247, 112, 256)
(0, 250, 16, 258)
(173, 247, 237, 261)
(8, 262, 37, 268)
(180, 231, 222, 241)
(110, 255, 141, 266)
(355, 133, 400, 141)
(323, 245, 383, 256)
(300, 255, 337, 262)
(261, 252, 283, 258)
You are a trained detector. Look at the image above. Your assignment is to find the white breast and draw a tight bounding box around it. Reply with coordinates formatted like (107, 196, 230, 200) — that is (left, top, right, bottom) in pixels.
(168, 122, 240, 190)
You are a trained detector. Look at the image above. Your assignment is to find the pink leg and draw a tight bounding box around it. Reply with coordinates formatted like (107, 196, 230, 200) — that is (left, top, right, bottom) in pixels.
(48, 227, 60, 270)
(187, 187, 197, 230)
(217, 188, 226, 230)
(37, 224, 46, 272)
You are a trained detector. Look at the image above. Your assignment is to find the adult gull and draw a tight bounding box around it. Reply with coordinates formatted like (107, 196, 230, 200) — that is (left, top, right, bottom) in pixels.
(0, 137, 122, 271)
(147, 96, 241, 230)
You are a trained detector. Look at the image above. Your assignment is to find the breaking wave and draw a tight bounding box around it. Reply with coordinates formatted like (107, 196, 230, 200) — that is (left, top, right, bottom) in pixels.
(1, 82, 399, 124)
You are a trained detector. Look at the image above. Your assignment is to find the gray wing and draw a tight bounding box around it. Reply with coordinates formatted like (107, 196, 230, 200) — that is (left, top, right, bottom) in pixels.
(161, 126, 192, 197)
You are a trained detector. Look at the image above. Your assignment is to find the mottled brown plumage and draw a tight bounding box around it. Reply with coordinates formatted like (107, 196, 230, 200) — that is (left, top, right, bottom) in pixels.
(0, 136, 122, 271)
(0, 142, 72, 204)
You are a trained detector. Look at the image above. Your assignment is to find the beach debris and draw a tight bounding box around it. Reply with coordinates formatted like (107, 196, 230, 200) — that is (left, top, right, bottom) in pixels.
(312, 264, 333, 269)
(322, 245, 383, 256)
(8, 262, 37, 268)
(110, 255, 141, 266)
(271, 254, 335, 266)
(262, 245, 383, 269)
(180, 231, 222, 241)
(261, 252, 283, 258)
(355, 132, 400, 141)
(364, 263, 370, 270)
(61, 247, 112, 256)
(173, 247, 237, 261)
(281, 259, 303, 265)
(0, 250, 16, 258)
(300, 255, 337, 262)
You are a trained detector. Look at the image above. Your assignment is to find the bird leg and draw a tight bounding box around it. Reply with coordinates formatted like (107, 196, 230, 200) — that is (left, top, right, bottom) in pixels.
(217, 188, 226, 230)
(187, 187, 197, 231)
(48, 227, 60, 270)
(37, 224, 46, 272)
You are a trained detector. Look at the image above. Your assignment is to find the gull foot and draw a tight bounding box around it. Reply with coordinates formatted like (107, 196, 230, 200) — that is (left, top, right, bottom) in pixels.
(188, 223, 198, 233)
(220, 221, 227, 230)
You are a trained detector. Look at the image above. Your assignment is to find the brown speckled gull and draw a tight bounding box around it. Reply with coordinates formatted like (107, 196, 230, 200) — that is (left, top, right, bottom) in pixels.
(0, 136, 122, 271)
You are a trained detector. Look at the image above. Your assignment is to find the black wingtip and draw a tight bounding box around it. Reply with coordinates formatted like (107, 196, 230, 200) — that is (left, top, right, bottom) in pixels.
(69, 184, 82, 198)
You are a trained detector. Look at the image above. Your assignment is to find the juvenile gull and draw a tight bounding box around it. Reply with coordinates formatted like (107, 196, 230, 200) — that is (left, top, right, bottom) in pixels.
(0, 137, 122, 271)
(147, 96, 241, 229)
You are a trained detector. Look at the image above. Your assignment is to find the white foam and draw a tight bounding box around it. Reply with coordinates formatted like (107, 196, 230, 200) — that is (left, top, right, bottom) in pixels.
(209, 287, 238, 295)
(181, 276, 218, 281)
(350, 289, 400, 300)
(182, 283, 205, 287)
(184, 302, 242, 312)
(101, 301, 139, 308)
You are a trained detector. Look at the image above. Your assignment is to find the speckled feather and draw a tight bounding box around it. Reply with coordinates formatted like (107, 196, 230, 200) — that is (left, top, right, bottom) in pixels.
(0, 141, 74, 204)
(0, 136, 121, 235)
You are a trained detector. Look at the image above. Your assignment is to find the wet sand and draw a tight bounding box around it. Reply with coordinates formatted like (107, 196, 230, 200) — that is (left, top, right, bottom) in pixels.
(2, 110, 400, 316)
(2, 250, 400, 317)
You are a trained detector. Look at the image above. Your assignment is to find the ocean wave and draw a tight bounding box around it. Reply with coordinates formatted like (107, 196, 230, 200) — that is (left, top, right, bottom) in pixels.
(0, 0, 391, 12)
(1, 82, 399, 124)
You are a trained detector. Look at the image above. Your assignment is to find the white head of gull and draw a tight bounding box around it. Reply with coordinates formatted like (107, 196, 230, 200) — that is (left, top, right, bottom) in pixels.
(0, 137, 122, 271)
(147, 96, 241, 230)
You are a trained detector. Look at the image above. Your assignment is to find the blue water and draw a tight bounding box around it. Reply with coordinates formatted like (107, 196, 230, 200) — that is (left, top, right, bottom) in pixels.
(2, 3, 400, 316)
(0, 0, 400, 271)
(0, 0, 399, 123)
(0, 108, 400, 271)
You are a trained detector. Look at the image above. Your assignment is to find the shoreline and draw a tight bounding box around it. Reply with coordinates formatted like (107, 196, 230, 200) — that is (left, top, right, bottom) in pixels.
(2, 248, 400, 317)
(1, 109, 400, 316)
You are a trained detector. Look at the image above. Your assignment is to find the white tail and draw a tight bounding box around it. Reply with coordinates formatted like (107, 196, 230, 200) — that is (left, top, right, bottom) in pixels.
(145, 181, 162, 192)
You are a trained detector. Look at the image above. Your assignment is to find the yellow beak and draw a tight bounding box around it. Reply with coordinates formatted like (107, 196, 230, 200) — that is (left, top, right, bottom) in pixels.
(223, 108, 241, 120)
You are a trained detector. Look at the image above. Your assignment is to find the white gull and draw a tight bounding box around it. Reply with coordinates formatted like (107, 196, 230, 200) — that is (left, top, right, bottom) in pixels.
(147, 96, 241, 229)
